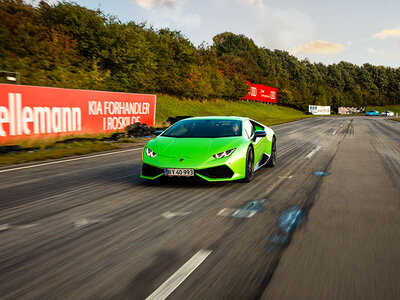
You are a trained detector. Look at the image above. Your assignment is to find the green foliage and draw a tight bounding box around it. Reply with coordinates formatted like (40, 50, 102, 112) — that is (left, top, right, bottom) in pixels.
(0, 0, 399, 109)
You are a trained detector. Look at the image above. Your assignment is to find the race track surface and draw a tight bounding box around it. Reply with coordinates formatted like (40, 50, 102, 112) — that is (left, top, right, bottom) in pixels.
(1, 117, 399, 299)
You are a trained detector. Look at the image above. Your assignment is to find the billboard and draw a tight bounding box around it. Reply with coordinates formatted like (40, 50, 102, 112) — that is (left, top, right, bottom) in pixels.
(241, 81, 277, 104)
(0, 84, 156, 143)
(338, 107, 366, 115)
(309, 105, 331, 115)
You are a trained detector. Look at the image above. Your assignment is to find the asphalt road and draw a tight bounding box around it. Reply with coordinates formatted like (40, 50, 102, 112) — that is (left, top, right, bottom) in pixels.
(0, 117, 399, 299)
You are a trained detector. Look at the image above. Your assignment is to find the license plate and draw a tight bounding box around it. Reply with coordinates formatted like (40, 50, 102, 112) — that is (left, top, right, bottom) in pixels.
(165, 168, 194, 177)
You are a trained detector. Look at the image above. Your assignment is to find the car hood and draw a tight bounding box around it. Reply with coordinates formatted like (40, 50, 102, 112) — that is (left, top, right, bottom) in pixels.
(152, 136, 243, 158)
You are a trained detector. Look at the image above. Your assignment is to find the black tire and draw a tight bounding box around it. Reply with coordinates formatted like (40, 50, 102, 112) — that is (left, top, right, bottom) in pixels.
(267, 137, 276, 167)
(244, 147, 254, 182)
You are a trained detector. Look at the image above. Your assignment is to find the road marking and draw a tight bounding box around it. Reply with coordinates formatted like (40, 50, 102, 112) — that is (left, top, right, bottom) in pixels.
(306, 146, 321, 159)
(74, 218, 110, 227)
(15, 224, 37, 229)
(161, 211, 191, 219)
(0, 223, 37, 231)
(247, 211, 257, 218)
(146, 250, 212, 300)
(0, 148, 143, 174)
(278, 175, 293, 179)
(0, 224, 10, 231)
(232, 200, 264, 219)
(217, 208, 235, 217)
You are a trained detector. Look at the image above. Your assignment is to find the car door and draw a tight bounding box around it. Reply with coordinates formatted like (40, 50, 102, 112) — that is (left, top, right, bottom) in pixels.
(243, 119, 264, 164)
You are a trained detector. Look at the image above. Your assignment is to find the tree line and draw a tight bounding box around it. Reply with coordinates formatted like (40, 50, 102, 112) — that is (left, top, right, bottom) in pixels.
(1, 0, 399, 111)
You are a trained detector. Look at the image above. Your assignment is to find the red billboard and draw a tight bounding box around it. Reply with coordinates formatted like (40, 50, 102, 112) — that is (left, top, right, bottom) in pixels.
(241, 81, 277, 104)
(0, 84, 156, 143)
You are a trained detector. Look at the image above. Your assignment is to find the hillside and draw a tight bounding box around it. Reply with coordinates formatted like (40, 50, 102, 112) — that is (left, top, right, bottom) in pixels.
(0, 0, 399, 113)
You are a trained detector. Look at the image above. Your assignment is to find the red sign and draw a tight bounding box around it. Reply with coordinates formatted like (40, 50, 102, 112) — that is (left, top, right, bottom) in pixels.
(0, 84, 156, 143)
(241, 81, 277, 103)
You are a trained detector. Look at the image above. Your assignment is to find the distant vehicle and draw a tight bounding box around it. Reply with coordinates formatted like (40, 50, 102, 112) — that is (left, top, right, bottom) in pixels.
(365, 110, 379, 116)
(141, 116, 276, 183)
(381, 111, 395, 117)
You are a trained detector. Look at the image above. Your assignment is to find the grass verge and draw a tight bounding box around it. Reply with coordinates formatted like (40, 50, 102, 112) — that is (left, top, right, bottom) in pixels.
(156, 95, 310, 126)
(0, 141, 120, 165)
(366, 105, 400, 115)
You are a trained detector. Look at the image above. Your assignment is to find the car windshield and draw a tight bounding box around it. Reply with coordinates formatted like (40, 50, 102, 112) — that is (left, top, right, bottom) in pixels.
(162, 119, 242, 138)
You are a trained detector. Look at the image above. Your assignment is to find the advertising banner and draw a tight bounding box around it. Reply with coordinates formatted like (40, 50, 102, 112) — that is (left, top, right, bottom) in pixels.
(309, 105, 331, 115)
(241, 81, 277, 104)
(0, 84, 156, 143)
(338, 107, 366, 114)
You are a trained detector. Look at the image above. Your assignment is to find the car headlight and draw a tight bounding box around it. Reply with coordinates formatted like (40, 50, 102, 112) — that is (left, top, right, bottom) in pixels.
(213, 148, 236, 159)
(145, 147, 157, 158)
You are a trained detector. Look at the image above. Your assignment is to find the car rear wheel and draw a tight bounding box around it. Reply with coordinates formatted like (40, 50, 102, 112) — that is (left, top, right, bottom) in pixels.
(267, 137, 276, 167)
(244, 147, 254, 182)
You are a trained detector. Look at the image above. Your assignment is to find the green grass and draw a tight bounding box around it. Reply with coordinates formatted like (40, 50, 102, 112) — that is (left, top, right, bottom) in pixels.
(156, 95, 310, 126)
(0, 141, 120, 165)
(1, 132, 118, 149)
(366, 105, 400, 115)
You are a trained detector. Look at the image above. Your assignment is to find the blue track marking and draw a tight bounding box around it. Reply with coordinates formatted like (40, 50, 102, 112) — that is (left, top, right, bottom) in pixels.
(231, 200, 264, 219)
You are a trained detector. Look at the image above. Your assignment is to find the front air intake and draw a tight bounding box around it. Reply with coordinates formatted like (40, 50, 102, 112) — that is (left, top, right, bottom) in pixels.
(196, 165, 234, 179)
(142, 163, 164, 177)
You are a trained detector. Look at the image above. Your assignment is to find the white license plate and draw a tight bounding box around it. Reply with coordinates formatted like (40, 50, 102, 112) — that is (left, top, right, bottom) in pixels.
(165, 168, 194, 177)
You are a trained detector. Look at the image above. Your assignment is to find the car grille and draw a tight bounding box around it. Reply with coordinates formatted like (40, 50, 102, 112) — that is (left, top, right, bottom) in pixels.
(142, 163, 164, 177)
(196, 165, 234, 179)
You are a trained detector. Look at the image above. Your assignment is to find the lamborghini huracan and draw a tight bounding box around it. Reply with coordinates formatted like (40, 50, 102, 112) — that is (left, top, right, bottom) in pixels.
(140, 116, 276, 182)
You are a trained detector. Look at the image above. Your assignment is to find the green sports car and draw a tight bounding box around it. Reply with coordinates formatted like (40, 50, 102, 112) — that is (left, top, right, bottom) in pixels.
(141, 116, 276, 182)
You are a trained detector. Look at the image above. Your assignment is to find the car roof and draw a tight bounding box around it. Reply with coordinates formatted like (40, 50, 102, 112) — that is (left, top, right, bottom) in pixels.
(181, 116, 246, 121)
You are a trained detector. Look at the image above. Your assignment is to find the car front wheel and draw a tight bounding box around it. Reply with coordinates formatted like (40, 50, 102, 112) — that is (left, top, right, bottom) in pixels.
(244, 147, 254, 182)
(267, 137, 276, 167)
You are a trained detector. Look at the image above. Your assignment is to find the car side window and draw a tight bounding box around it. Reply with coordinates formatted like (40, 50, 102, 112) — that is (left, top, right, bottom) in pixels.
(244, 120, 254, 139)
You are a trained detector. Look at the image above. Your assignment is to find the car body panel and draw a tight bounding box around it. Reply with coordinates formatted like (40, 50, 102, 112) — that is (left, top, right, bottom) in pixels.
(141, 116, 275, 182)
(366, 110, 379, 116)
(381, 111, 394, 117)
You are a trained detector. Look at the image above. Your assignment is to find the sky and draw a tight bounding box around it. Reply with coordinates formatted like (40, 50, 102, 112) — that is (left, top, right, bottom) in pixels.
(28, 0, 400, 67)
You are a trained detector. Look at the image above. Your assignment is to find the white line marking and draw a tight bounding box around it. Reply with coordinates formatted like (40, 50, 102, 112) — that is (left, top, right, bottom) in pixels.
(0, 223, 37, 231)
(146, 250, 212, 300)
(306, 146, 322, 159)
(0, 148, 143, 174)
(161, 211, 191, 219)
(217, 208, 235, 217)
(247, 211, 257, 218)
(278, 175, 293, 179)
(0, 224, 10, 231)
(15, 224, 37, 229)
(74, 218, 110, 227)
(217, 208, 227, 216)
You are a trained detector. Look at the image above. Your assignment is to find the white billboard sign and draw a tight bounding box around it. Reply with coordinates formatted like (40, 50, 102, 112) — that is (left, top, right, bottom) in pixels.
(309, 105, 331, 115)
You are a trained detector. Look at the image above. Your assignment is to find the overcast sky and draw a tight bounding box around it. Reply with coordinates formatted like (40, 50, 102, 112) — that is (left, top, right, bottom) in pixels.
(29, 0, 400, 67)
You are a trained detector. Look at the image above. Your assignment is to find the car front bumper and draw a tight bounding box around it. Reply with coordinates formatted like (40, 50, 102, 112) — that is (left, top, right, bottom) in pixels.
(140, 154, 246, 182)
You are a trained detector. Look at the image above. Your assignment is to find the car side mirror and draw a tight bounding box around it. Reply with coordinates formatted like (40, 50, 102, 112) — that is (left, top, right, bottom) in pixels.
(254, 130, 267, 138)
(154, 130, 163, 136)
